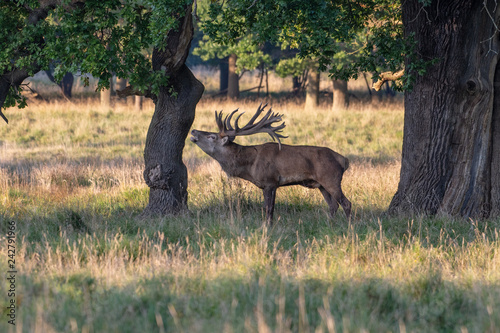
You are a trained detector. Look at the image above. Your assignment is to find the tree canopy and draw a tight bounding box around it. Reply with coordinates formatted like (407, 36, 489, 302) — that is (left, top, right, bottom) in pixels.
(202, 0, 416, 84)
(0, 0, 192, 122)
(193, 34, 271, 75)
(1, 0, 416, 118)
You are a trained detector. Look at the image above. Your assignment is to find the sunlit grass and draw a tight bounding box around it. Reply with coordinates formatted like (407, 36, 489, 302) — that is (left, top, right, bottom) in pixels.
(0, 80, 499, 332)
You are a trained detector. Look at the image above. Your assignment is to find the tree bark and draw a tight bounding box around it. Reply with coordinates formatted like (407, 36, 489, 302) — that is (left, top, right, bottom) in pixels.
(332, 79, 349, 110)
(490, 51, 500, 217)
(60, 72, 74, 98)
(141, 4, 205, 216)
(0, 77, 13, 123)
(227, 53, 239, 100)
(304, 67, 320, 109)
(389, 0, 500, 218)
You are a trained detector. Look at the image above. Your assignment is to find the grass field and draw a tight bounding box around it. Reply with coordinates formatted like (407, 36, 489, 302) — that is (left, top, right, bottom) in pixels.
(0, 86, 500, 332)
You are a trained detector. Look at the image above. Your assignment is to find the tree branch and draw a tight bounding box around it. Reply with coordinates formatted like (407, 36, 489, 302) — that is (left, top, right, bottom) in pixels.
(0, 68, 33, 123)
(116, 85, 156, 103)
(372, 69, 404, 91)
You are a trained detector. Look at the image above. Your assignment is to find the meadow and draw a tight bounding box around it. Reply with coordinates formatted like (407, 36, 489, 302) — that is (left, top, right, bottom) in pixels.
(0, 73, 499, 332)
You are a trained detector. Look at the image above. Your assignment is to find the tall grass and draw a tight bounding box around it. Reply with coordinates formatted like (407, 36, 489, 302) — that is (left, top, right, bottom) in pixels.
(1, 90, 499, 332)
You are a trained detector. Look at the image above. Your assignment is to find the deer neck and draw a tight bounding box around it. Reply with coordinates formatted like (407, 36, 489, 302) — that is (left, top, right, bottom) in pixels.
(217, 143, 257, 178)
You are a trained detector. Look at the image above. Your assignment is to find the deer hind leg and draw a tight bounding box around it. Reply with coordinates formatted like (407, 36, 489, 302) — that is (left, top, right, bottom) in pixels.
(319, 187, 339, 217)
(340, 192, 351, 219)
(320, 185, 351, 220)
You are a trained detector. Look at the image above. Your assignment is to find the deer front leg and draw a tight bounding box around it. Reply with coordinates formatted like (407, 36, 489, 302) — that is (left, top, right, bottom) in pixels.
(263, 187, 277, 224)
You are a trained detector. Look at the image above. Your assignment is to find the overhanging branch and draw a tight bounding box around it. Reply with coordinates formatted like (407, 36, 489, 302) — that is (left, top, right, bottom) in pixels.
(0, 69, 33, 124)
(116, 85, 156, 103)
(372, 69, 404, 91)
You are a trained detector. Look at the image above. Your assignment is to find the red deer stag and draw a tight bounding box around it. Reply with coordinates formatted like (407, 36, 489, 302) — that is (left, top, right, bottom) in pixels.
(190, 104, 351, 223)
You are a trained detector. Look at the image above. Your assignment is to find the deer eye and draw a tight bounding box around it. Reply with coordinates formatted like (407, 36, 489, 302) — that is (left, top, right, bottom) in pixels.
(208, 134, 217, 140)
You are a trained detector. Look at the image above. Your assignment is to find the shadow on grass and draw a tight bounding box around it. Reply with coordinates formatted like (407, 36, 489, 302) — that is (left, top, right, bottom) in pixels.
(3, 179, 499, 250)
(2, 151, 499, 253)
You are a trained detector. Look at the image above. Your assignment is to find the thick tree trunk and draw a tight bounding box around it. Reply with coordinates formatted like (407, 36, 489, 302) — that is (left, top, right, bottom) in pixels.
(389, 0, 500, 218)
(304, 67, 320, 109)
(141, 4, 204, 216)
(142, 65, 204, 216)
(0, 76, 14, 123)
(60, 72, 74, 98)
(332, 79, 349, 110)
(228, 53, 239, 100)
(100, 78, 113, 107)
(492, 64, 500, 217)
(100, 87, 111, 107)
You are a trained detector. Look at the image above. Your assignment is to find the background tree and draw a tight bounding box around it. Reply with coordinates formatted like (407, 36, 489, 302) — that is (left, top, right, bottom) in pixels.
(1, 0, 204, 216)
(274, 56, 310, 96)
(304, 62, 320, 109)
(193, 34, 271, 99)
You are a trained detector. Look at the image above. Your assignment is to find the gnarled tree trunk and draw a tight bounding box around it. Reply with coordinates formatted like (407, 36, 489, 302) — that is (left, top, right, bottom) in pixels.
(141, 4, 204, 216)
(143, 65, 204, 215)
(389, 0, 500, 218)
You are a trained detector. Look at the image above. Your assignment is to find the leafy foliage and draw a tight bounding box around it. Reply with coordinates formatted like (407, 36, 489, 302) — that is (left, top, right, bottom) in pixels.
(194, 34, 271, 74)
(0, 0, 191, 109)
(202, 0, 429, 89)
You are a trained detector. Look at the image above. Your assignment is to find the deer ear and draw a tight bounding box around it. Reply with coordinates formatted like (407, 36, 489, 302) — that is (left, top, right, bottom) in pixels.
(221, 136, 229, 145)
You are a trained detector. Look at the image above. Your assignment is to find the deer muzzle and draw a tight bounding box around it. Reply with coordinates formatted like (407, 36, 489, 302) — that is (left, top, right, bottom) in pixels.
(190, 130, 199, 143)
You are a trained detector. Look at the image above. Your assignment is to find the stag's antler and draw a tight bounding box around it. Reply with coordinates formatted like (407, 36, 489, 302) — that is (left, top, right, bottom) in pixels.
(215, 103, 288, 149)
